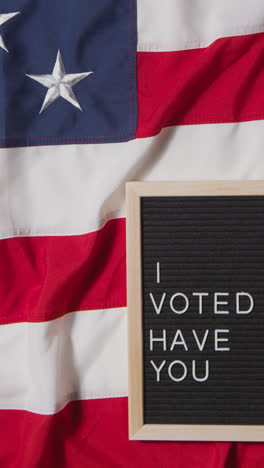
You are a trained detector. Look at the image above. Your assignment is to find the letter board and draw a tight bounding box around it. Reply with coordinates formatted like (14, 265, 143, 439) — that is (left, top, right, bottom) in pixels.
(126, 181, 264, 441)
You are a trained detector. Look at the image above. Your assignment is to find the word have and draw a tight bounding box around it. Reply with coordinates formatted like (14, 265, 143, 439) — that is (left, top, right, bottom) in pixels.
(150, 329, 230, 352)
(149, 291, 254, 315)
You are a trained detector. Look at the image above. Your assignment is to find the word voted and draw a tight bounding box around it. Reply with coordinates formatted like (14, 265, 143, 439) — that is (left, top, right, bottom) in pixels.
(149, 291, 254, 315)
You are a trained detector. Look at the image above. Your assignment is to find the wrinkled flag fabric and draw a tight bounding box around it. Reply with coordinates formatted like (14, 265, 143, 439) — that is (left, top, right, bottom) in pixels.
(0, 0, 264, 466)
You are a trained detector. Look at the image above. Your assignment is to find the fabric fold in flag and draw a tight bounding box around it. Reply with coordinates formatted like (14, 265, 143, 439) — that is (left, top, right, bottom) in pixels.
(0, 398, 241, 468)
(0, 219, 126, 324)
(2, 121, 264, 240)
(137, 0, 264, 51)
(0, 307, 128, 414)
(137, 33, 264, 137)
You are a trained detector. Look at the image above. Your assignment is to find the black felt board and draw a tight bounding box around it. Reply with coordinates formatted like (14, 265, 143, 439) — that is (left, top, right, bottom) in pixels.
(141, 196, 264, 425)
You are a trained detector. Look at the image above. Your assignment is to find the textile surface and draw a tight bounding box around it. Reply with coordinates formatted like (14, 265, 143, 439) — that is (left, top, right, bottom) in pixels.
(1, 0, 264, 466)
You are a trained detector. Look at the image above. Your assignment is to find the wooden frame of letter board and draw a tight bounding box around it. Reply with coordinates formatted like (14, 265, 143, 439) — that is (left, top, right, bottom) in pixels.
(126, 180, 264, 441)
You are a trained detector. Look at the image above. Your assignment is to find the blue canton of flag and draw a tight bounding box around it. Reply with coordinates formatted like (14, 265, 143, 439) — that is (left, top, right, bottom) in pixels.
(0, 0, 137, 147)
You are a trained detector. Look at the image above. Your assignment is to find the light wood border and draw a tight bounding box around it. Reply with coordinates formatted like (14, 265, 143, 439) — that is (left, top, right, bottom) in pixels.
(126, 180, 264, 441)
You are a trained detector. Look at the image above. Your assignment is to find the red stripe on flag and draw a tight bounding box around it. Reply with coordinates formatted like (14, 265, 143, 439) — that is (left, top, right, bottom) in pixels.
(0, 397, 263, 467)
(0, 218, 126, 324)
(136, 32, 264, 138)
(0, 398, 226, 467)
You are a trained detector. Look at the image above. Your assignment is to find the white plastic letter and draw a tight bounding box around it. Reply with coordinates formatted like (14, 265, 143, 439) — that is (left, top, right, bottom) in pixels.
(149, 293, 166, 315)
(192, 292, 209, 315)
(156, 262, 160, 284)
(170, 330, 188, 351)
(192, 329, 209, 351)
(168, 360, 187, 382)
(170, 293, 189, 314)
(214, 293, 229, 314)
(150, 329, 167, 351)
(150, 360, 166, 382)
(192, 360, 209, 382)
(215, 329, 230, 351)
(236, 292, 254, 314)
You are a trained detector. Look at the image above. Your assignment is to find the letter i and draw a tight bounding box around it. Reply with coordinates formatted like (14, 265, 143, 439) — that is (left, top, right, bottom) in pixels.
(157, 262, 160, 284)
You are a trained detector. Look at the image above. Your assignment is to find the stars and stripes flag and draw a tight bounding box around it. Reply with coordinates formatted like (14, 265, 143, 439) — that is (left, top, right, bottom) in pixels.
(1, 0, 264, 466)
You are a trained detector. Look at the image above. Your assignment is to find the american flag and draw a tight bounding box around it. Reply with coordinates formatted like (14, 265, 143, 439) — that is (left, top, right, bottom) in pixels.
(1, 0, 264, 466)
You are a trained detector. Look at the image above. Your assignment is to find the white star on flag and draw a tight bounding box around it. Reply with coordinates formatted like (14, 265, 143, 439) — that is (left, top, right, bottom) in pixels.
(0, 12, 20, 53)
(26, 50, 94, 114)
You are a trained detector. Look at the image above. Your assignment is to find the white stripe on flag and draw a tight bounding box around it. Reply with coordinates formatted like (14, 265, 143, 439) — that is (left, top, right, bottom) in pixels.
(1, 121, 264, 239)
(138, 0, 264, 51)
(0, 307, 128, 414)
